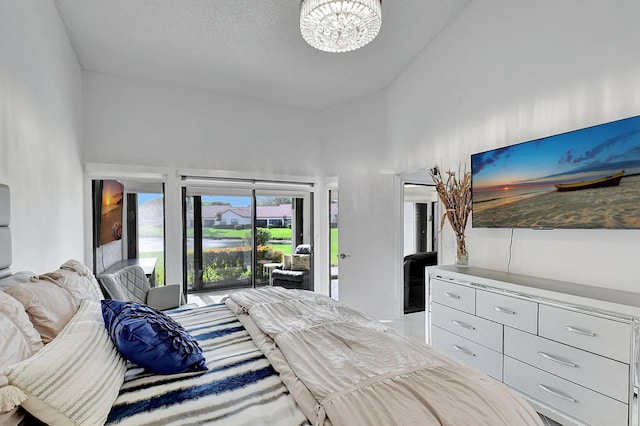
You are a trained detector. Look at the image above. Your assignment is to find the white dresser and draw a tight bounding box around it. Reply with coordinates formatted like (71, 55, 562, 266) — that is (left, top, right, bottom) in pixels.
(428, 265, 640, 426)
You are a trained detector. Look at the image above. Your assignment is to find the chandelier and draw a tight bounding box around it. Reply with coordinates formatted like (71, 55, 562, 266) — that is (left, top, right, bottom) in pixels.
(300, 0, 382, 53)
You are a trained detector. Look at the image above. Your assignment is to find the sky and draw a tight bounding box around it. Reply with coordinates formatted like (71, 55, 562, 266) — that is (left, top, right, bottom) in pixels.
(472, 115, 640, 191)
(138, 193, 161, 205)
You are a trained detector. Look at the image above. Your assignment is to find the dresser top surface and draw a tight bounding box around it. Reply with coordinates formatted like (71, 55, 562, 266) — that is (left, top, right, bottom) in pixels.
(429, 265, 640, 318)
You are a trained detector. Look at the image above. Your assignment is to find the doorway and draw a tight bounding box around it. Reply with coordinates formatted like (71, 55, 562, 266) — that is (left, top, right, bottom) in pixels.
(402, 180, 439, 314)
(329, 189, 339, 299)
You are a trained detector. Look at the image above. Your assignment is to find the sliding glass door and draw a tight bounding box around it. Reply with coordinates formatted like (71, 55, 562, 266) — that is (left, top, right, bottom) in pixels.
(183, 180, 314, 293)
(185, 191, 253, 291)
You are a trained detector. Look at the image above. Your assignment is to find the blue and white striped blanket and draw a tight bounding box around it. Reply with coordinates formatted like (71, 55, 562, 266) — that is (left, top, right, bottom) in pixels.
(105, 303, 309, 426)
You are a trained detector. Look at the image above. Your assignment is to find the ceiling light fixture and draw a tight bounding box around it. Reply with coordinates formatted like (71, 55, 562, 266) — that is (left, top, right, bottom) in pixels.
(300, 0, 382, 53)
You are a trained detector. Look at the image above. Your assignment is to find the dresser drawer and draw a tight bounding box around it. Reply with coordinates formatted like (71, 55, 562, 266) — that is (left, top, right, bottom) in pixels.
(504, 327, 629, 403)
(504, 357, 627, 426)
(431, 279, 475, 314)
(431, 302, 503, 352)
(431, 326, 503, 381)
(475, 290, 537, 334)
(538, 304, 631, 363)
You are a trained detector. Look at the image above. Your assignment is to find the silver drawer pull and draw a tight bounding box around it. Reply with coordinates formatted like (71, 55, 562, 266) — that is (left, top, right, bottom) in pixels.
(565, 326, 596, 337)
(444, 292, 460, 299)
(452, 345, 475, 357)
(537, 384, 577, 403)
(452, 320, 475, 330)
(494, 306, 515, 315)
(538, 351, 577, 368)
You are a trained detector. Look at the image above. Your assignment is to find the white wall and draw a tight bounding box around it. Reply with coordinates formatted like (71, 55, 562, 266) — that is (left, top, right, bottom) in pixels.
(83, 72, 322, 175)
(387, 0, 640, 290)
(82, 73, 402, 318)
(82, 73, 327, 285)
(0, 2, 84, 273)
(80, 0, 640, 318)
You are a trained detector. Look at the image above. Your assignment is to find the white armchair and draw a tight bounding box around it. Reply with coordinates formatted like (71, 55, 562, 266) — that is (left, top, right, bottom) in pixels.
(98, 265, 182, 311)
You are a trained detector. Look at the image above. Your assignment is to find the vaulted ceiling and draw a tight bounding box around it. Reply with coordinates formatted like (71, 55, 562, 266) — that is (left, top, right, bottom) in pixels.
(54, 0, 471, 109)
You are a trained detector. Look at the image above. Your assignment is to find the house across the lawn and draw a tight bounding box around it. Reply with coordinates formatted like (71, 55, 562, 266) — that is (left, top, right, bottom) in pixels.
(201, 204, 293, 228)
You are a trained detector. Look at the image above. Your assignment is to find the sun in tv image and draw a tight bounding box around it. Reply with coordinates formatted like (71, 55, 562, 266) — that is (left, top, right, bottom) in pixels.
(472, 115, 640, 229)
(100, 180, 124, 244)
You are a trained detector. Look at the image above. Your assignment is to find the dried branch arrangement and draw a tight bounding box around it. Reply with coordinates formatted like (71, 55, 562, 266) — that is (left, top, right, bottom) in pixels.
(429, 166, 472, 264)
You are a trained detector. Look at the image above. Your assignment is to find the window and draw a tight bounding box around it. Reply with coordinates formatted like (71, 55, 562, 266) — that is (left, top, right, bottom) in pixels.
(182, 178, 314, 293)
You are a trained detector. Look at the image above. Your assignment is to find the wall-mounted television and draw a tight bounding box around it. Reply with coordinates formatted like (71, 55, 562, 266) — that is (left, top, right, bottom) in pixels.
(471, 115, 640, 229)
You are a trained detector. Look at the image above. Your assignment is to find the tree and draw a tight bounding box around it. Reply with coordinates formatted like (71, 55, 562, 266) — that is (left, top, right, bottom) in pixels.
(257, 197, 292, 206)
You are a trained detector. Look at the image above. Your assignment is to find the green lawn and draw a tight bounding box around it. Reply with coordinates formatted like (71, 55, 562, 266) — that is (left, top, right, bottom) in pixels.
(139, 251, 165, 285)
(139, 227, 339, 279)
(330, 228, 339, 266)
(138, 226, 164, 237)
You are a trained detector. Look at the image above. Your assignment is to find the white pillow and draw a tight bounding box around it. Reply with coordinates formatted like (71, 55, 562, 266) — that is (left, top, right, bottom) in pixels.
(0, 314, 33, 370)
(291, 254, 311, 271)
(0, 272, 35, 291)
(38, 267, 103, 308)
(0, 300, 127, 426)
(6, 280, 77, 344)
(0, 292, 43, 361)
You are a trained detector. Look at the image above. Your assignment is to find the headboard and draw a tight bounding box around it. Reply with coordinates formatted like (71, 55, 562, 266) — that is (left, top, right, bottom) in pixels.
(0, 183, 12, 278)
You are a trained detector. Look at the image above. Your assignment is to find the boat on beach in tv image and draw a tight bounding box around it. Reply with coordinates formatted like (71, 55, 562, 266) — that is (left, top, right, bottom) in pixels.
(471, 115, 640, 229)
(554, 170, 624, 192)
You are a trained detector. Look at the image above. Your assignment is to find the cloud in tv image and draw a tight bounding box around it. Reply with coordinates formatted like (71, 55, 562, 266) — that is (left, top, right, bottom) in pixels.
(472, 115, 640, 229)
(100, 180, 124, 245)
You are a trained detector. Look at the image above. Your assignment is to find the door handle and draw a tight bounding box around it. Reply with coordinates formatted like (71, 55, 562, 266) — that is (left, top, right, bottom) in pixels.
(339, 253, 351, 259)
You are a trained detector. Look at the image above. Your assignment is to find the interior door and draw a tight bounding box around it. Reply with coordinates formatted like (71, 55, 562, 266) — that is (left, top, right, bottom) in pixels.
(337, 173, 400, 319)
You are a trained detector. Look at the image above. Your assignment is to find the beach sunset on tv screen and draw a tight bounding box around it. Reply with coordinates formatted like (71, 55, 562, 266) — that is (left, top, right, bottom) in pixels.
(472, 115, 640, 229)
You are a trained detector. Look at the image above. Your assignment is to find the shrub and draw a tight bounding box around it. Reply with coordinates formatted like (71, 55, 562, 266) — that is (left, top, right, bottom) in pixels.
(186, 245, 284, 285)
(244, 228, 271, 246)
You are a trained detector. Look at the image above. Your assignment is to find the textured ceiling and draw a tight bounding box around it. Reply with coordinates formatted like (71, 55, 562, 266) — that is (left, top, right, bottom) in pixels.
(54, 0, 470, 109)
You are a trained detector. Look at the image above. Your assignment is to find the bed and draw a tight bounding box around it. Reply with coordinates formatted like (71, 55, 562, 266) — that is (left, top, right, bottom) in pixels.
(0, 183, 543, 425)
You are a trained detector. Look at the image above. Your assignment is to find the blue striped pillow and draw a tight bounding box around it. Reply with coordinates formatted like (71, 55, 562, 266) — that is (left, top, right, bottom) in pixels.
(101, 300, 207, 375)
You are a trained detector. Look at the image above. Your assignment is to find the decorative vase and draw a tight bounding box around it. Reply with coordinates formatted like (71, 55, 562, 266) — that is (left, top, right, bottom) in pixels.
(455, 235, 468, 267)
